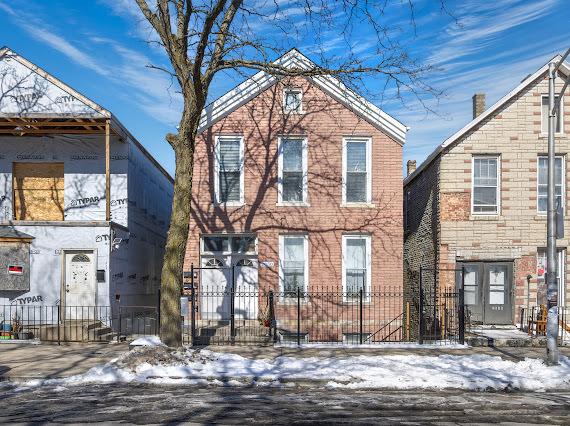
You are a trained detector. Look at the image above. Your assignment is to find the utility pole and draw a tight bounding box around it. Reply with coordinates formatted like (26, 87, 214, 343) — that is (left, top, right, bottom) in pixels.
(546, 60, 559, 365)
(546, 47, 570, 365)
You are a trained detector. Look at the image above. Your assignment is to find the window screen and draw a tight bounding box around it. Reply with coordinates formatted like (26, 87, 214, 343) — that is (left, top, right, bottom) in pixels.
(281, 236, 306, 296)
(345, 237, 367, 297)
(472, 157, 499, 213)
(541, 95, 562, 133)
(346, 141, 368, 203)
(281, 139, 304, 202)
(537, 156, 563, 213)
(217, 138, 242, 203)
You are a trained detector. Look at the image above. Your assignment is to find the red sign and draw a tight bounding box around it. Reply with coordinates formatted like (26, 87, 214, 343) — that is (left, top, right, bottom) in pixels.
(7, 266, 23, 275)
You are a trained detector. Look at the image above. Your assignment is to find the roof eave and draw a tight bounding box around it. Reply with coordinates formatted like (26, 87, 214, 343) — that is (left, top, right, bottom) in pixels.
(197, 49, 408, 145)
(404, 56, 570, 186)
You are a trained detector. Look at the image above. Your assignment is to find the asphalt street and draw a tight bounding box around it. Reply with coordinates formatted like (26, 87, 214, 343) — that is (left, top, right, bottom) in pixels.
(0, 384, 569, 424)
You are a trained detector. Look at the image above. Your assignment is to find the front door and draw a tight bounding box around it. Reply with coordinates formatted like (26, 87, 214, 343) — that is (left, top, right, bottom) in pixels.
(457, 261, 513, 325)
(200, 235, 258, 320)
(64, 251, 96, 316)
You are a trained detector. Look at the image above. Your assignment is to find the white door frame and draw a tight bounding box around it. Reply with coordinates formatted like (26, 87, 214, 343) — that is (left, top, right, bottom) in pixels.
(60, 248, 98, 313)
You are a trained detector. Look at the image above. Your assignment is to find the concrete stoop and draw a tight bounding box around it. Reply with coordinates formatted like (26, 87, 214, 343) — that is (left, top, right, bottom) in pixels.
(466, 327, 545, 347)
(37, 320, 116, 342)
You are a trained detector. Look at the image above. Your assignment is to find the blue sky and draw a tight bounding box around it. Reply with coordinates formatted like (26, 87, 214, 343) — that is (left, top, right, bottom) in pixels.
(0, 0, 568, 176)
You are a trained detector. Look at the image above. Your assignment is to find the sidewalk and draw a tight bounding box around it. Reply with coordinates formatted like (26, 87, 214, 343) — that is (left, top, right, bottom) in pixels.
(0, 342, 569, 381)
(207, 343, 570, 361)
(0, 343, 128, 380)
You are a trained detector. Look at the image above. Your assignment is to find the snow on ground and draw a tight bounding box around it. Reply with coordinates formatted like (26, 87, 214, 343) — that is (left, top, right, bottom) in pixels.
(275, 342, 468, 349)
(129, 336, 164, 347)
(21, 346, 570, 391)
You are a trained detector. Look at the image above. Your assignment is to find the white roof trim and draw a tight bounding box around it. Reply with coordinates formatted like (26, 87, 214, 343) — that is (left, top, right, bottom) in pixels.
(0, 46, 110, 118)
(404, 55, 570, 186)
(198, 48, 408, 145)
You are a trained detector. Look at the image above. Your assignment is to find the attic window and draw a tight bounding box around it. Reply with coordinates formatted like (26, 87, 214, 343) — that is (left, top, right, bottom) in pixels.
(284, 89, 302, 113)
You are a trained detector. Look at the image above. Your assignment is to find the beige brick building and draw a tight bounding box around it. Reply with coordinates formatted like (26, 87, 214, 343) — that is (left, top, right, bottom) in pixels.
(404, 55, 570, 326)
(184, 50, 407, 341)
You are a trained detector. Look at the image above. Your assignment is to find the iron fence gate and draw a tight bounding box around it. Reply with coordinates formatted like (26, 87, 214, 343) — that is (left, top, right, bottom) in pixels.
(417, 267, 465, 344)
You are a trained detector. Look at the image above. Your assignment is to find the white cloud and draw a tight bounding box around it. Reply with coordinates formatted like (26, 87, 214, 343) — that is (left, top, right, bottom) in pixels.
(428, 0, 559, 67)
(22, 25, 111, 77)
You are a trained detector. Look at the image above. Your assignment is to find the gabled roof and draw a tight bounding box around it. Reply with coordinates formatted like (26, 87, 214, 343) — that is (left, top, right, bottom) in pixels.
(0, 46, 109, 118)
(198, 48, 408, 145)
(404, 55, 570, 186)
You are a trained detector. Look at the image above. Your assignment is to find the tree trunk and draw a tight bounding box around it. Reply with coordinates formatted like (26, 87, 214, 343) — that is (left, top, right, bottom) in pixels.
(160, 143, 194, 347)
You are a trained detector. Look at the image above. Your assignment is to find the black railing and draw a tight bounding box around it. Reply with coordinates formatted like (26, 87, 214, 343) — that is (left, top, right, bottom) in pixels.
(0, 305, 158, 343)
(519, 305, 570, 345)
(183, 286, 462, 346)
(418, 267, 465, 345)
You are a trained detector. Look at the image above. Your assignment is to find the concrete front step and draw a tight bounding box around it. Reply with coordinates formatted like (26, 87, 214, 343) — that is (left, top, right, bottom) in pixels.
(466, 327, 545, 347)
(466, 335, 546, 347)
(36, 321, 116, 342)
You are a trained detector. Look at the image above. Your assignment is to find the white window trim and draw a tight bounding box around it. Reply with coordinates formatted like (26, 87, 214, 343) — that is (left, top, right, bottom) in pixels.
(471, 155, 501, 215)
(278, 234, 309, 294)
(342, 137, 372, 205)
(283, 88, 303, 114)
(200, 233, 258, 256)
(277, 136, 308, 205)
(537, 155, 565, 215)
(214, 135, 244, 206)
(341, 234, 372, 302)
(541, 94, 564, 136)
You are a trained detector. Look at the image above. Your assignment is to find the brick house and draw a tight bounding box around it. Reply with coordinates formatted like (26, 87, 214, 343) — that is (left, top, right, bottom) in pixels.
(404, 55, 570, 326)
(184, 49, 407, 342)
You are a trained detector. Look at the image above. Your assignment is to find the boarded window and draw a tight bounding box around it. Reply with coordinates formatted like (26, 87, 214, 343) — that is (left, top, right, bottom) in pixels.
(13, 162, 64, 220)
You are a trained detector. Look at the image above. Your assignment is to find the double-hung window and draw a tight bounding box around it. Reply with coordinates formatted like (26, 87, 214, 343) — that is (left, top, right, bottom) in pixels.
(537, 156, 564, 214)
(343, 137, 371, 204)
(472, 156, 499, 214)
(279, 235, 308, 296)
(541, 95, 563, 134)
(278, 137, 307, 204)
(342, 235, 371, 300)
(215, 136, 243, 204)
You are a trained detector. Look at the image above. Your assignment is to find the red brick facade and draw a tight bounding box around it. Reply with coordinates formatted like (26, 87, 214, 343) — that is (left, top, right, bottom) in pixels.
(184, 76, 403, 335)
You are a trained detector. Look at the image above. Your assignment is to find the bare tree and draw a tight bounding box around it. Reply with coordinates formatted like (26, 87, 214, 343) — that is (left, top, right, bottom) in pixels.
(135, 0, 446, 347)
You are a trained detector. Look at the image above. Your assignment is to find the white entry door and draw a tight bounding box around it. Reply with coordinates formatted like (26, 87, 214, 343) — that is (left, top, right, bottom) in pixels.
(199, 235, 258, 321)
(64, 251, 96, 312)
(200, 257, 231, 320)
(234, 256, 258, 320)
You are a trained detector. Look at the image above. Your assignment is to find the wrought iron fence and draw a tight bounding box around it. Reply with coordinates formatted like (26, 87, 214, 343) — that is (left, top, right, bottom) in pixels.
(519, 305, 570, 345)
(183, 285, 464, 346)
(0, 304, 158, 343)
(417, 267, 465, 345)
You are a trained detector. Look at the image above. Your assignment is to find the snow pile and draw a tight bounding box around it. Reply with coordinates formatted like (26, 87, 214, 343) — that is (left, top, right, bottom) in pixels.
(129, 336, 164, 347)
(24, 348, 570, 391)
